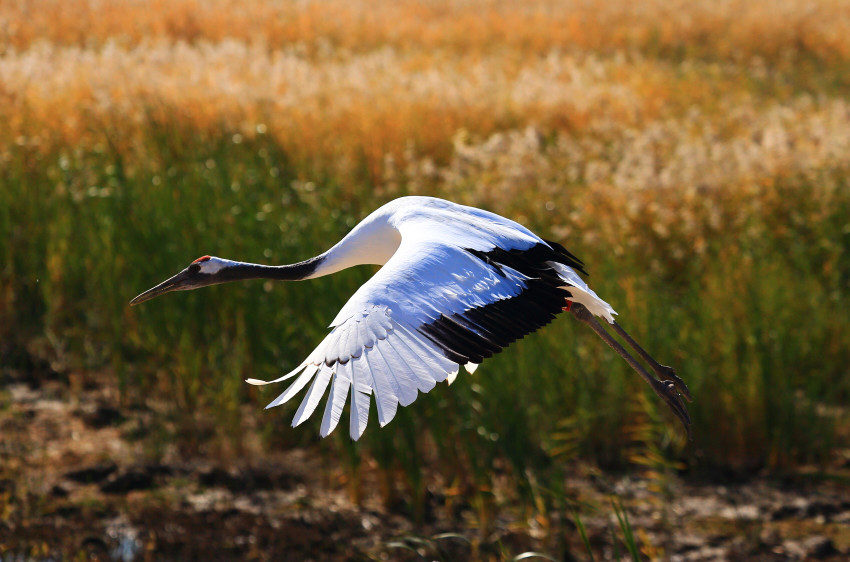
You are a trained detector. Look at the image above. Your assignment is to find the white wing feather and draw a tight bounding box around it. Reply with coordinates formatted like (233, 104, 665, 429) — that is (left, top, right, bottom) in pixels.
(320, 365, 349, 437)
(292, 364, 333, 427)
(362, 346, 398, 426)
(348, 360, 371, 440)
(265, 364, 318, 409)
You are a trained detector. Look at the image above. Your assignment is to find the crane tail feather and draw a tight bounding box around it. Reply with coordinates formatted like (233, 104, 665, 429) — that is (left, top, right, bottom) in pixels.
(547, 261, 617, 324)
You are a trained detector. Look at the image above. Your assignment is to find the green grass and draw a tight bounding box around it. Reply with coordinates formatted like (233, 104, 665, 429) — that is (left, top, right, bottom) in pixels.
(2, 112, 849, 526)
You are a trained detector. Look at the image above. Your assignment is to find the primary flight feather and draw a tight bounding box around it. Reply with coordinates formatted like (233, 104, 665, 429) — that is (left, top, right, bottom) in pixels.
(131, 196, 691, 440)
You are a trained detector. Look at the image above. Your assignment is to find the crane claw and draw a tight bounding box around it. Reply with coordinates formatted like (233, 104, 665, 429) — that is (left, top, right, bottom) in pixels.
(656, 364, 692, 402)
(651, 378, 692, 440)
(570, 303, 693, 439)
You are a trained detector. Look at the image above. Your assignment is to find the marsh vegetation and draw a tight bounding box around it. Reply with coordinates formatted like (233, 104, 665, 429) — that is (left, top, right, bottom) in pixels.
(2, 1, 849, 559)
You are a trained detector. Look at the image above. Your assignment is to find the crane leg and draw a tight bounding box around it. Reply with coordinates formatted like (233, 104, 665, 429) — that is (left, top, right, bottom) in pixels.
(610, 321, 692, 401)
(570, 303, 692, 439)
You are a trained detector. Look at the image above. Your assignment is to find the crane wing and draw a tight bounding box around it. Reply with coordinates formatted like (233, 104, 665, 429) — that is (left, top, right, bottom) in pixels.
(247, 225, 614, 440)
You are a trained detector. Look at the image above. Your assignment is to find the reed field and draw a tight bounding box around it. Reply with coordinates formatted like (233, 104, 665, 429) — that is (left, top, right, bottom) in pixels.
(2, 0, 850, 559)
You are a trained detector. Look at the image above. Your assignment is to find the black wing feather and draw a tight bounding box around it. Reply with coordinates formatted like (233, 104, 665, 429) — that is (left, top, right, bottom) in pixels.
(417, 242, 582, 364)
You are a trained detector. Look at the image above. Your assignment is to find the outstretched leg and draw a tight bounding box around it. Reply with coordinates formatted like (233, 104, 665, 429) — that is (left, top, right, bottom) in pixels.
(570, 303, 692, 439)
(610, 322, 692, 401)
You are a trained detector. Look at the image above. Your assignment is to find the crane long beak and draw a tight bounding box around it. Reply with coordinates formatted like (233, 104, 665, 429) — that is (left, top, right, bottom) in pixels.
(130, 269, 193, 306)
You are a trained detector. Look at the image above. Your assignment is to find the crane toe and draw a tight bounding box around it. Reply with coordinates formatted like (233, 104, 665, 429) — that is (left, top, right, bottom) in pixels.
(657, 364, 692, 402)
(651, 378, 692, 440)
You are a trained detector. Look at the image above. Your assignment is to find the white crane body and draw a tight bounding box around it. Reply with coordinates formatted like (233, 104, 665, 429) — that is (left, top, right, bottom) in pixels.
(131, 196, 691, 440)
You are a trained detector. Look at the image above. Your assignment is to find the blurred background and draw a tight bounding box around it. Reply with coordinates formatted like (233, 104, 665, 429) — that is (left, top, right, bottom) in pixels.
(1, 0, 849, 560)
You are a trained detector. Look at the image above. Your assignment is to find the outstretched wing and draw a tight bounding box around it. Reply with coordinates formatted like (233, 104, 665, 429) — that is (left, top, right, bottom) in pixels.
(248, 225, 613, 440)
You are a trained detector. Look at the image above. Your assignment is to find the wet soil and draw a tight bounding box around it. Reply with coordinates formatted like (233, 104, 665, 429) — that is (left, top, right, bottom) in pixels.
(2, 365, 849, 561)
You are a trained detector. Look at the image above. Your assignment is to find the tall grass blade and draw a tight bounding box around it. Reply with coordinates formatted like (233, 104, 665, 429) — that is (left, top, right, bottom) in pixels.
(611, 497, 641, 562)
(572, 510, 595, 562)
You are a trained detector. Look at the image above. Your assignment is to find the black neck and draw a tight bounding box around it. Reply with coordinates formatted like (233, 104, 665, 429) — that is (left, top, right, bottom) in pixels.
(219, 256, 324, 282)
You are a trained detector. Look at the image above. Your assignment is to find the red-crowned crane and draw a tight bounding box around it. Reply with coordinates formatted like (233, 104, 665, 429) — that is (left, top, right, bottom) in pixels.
(131, 196, 691, 439)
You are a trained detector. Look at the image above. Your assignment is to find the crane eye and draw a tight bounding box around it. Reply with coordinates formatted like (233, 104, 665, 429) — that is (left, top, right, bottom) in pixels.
(188, 263, 201, 274)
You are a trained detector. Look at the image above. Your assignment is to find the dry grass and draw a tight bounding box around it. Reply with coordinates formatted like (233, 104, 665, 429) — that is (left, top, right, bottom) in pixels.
(3, 0, 849, 179)
(2, 0, 849, 63)
(4, 45, 850, 183)
(0, 43, 689, 172)
(428, 96, 850, 240)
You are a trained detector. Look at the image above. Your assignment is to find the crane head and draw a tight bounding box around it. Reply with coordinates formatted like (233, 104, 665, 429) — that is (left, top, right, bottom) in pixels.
(130, 256, 232, 305)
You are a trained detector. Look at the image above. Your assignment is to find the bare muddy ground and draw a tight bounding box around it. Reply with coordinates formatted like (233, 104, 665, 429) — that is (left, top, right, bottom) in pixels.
(2, 366, 849, 561)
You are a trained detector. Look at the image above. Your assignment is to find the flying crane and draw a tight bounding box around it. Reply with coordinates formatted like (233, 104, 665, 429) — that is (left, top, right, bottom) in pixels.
(131, 196, 691, 440)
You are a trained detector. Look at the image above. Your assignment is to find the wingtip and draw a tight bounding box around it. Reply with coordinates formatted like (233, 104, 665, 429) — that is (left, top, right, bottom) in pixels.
(270, 397, 284, 409)
(291, 413, 305, 428)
